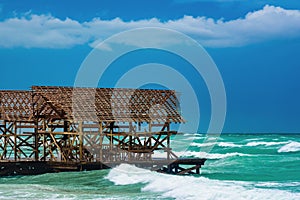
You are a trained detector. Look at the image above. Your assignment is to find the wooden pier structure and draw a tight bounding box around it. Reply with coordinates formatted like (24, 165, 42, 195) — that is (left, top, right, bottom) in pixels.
(0, 86, 206, 176)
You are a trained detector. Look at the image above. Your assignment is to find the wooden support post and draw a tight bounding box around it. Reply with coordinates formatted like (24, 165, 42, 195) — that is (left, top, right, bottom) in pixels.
(63, 121, 69, 132)
(167, 122, 170, 160)
(13, 122, 17, 161)
(196, 166, 200, 174)
(99, 121, 103, 161)
(167, 164, 172, 174)
(79, 121, 83, 161)
(175, 164, 178, 174)
(41, 118, 47, 161)
(149, 121, 152, 132)
(109, 122, 113, 151)
(128, 122, 133, 161)
(43, 133, 46, 161)
(34, 118, 39, 161)
(3, 120, 7, 159)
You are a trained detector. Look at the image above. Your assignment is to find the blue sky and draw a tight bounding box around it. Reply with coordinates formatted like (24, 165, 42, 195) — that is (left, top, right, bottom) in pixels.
(0, 1, 300, 133)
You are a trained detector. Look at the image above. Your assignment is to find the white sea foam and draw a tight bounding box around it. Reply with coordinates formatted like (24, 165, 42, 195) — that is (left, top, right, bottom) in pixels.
(278, 142, 300, 153)
(153, 150, 250, 160)
(190, 142, 216, 147)
(246, 141, 289, 147)
(244, 138, 262, 142)
(218, 142, 243, 148)
(183, 137, 196, 141)
(256, 181, 300, 188)
(196, 152, 250, 159)
(192, 141, 244, 148)
(106, 164, 300, 200)
(177, 151, 250, 159)
(183, 133, 204, 138)
(206, 137, 220, 141)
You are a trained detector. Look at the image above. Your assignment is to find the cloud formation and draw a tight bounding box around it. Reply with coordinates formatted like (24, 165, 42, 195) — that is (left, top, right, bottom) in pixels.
(0, 5, 299, 48)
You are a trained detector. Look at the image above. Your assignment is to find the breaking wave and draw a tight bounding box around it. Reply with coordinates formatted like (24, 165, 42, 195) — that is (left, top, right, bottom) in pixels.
(190, 142, 216, 147)
(176, 151, 250, 160)
(153, 150, 250, 160)
(218, 142, 243, 148)
(278, 142, 300, 153)
(246, 141, 290, 147)
(106, 164, 300, 200)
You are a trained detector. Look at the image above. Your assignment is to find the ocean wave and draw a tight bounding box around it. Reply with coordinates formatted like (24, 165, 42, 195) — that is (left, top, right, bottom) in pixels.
(206, 137, 220, 141)
(153, 151, 250, 160)
(191, 141, 243, 148)
(244, 138, 263, 142)
(246, 141, 290, 147)
(218, 142, 243, 148)
(190, 142, 216, 147)
(278, 142, 300, 153)
(176, 151, 250, 159)
(198, 152, 250, 159)
(255, 181, 300, 188)
(183, 137, 196, 141)
(183, 133, 204, 137)
(106, 164, 300, 200)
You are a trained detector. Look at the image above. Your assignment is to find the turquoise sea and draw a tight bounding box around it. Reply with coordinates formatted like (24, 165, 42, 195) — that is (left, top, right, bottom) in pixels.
(0, 134, 299, 200)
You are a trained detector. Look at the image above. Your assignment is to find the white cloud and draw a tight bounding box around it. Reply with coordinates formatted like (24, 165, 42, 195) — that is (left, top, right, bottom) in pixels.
(0, 14, 89, 48)
(0, 5, 299, 48)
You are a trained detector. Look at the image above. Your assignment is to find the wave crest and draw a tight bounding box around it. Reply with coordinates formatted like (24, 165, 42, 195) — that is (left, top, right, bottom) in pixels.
(278, 142, 300, 153)
(246, 141, 289, 147)
(106, 164, 300, 200)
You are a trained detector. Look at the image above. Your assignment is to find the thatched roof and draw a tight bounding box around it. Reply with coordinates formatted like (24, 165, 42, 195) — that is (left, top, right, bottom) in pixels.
(0, 86, 184, 123)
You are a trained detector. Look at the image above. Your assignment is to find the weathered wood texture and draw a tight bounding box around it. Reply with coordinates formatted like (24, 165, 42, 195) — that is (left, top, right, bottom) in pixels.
(0, 86, 205, 176)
